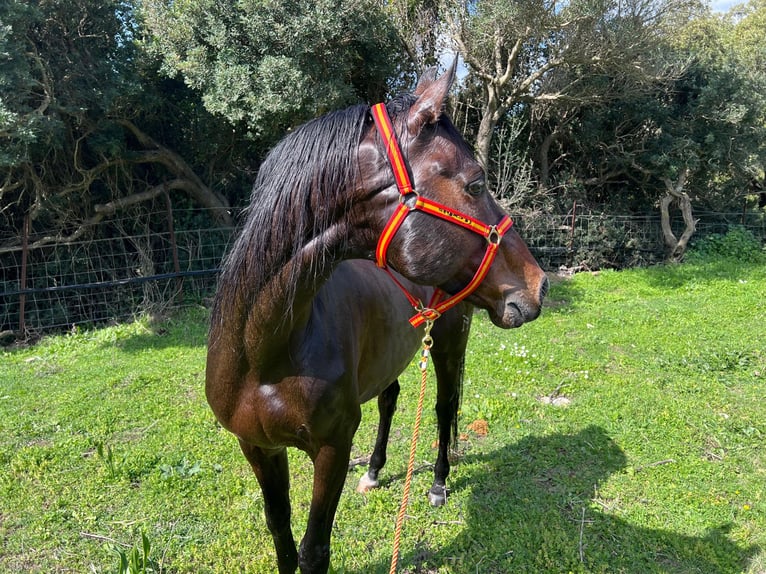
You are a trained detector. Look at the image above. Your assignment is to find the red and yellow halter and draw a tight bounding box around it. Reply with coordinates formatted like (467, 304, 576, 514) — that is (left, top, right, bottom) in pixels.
(371, 103, 514, 328)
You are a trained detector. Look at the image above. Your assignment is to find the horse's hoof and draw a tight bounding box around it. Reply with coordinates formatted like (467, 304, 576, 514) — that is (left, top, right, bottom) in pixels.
(428, 486, 447, 507)
(356, 471, 379, 493)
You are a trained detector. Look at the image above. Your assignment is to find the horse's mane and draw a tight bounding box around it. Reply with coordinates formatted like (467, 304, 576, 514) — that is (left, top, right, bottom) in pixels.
(212, 95, 417, 325)
(213, 105, 367, 320)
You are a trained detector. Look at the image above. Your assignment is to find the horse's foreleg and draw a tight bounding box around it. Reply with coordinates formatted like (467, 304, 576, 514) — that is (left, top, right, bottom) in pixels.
(239, 441, 298, 574)
(357, 379, 400, 493)
(299, 433, 356, 574)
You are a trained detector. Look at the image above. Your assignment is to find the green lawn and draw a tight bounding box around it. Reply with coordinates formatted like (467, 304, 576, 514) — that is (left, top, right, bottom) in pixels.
(1, 259, 764, 573)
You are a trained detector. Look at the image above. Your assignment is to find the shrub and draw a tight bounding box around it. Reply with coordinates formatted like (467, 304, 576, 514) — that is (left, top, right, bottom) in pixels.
(687, 225, 765, 263)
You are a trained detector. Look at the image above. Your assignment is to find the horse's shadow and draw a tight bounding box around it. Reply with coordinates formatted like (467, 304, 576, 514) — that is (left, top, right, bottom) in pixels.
(361, 425, 758, 573)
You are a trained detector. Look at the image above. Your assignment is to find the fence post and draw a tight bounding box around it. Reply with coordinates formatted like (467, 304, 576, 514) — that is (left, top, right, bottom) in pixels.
(567, 200, 577, 267)
(18, 214, 30, 338)
(165, 191, 183, 302)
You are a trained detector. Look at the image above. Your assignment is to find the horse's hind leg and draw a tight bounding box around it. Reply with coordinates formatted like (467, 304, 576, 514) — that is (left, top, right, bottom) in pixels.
(428, 356, 462, 506)
(357, 380, 400, 493)
(428, 309, 472, 506)
(239, 441, 298, 574)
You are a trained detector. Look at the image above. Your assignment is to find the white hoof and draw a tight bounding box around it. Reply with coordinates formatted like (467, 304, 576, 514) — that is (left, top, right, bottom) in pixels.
(356, 471, 379, 493)
(428, 486, 447, 507)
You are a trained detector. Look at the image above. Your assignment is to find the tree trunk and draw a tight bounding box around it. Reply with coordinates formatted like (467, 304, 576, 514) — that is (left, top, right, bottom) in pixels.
(659, 169, 696, 262)
(538, 131, 557, 187)
(475, 86, 499, 171)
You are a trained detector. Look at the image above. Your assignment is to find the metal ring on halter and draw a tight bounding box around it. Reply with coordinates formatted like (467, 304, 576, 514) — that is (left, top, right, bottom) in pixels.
(417, 306, 441, 323)
(399, 190, 420, 210)
(486, 225, 502, 245)
(416, 300, 442, 320)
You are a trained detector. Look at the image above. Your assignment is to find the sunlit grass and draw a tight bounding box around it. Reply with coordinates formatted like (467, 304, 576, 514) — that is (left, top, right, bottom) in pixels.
(1, 259, 764, 573)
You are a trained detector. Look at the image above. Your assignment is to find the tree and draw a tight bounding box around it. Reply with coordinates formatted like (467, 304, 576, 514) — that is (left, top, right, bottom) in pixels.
(385, 0, 444, 72)
(430, 0, 764, 260)
(718, 0, 766, 208)
(139, 0, 409, 142)
(442, 0, 696, 174)
(534, 1, 765, 259)
(0, 0, 235, 255)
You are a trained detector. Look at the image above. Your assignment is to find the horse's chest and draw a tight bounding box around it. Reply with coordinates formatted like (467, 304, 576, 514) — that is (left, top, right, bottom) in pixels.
(233, 372, 351, 451)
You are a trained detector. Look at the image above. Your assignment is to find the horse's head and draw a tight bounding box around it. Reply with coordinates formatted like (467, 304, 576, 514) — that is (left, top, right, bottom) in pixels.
(358, 61, 547, 329)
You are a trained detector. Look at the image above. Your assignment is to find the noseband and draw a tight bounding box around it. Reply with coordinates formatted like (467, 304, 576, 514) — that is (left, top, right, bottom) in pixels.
(371, 103, 513, 328)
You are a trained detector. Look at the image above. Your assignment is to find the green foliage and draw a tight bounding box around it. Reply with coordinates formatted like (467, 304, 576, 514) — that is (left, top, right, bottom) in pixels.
(159, 459, 202, 480)
(551, 38, 763, 212)
(688, 226, 766, 263)
(4, 0, 764, 293)
(0, 0, 137, 166)
(140, 0, 409, 140)
(0, 0, 251, 250)
(113, 532, 153, 574)
(97, 442, 119, 479)
(0, 0, 148, 224)
(484, 0, 766, 215)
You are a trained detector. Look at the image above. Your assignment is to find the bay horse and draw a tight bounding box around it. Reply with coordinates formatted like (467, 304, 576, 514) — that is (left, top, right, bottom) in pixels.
(205, 62, 548, 573)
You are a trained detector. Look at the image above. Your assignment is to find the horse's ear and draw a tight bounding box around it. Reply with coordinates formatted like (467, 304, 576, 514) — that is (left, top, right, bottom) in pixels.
(407, 58, 458, 136)
(413, 67, 438, 96)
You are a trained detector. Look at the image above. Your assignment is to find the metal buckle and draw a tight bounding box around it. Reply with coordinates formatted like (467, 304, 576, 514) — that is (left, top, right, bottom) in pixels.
(416, 302, 441, 323)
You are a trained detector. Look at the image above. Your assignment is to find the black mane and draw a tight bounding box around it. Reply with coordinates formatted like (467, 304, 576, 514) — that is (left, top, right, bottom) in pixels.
(213, 104, 370, 323)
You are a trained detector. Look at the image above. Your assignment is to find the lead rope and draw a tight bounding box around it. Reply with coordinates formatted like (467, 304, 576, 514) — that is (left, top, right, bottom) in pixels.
(389, 321, 434, 574)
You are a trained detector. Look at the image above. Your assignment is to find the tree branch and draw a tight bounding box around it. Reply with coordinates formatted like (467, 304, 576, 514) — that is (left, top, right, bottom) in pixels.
(0, 182, 172, 254)
(498, 34, 526, 87)
(116, 119, 232, 226)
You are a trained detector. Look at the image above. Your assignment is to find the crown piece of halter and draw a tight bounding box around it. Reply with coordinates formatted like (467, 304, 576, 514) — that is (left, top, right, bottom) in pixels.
(370, 102, 513, 328)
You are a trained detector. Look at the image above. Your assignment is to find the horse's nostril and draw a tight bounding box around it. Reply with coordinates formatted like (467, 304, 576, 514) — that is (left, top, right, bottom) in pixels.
(539, 275, 550, 302)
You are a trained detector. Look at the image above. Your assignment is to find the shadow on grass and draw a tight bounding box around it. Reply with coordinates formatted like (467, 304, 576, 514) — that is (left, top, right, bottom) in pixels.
(98, 308, 209, 354)
(361, 425, 758, 573)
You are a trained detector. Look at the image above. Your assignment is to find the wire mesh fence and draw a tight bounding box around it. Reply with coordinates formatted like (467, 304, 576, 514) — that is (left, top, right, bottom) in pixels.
(1, 207, 764, 341)
(0, 208, 234, 340)
(516, 211, 664, 270)
(517, 208, 766, 270)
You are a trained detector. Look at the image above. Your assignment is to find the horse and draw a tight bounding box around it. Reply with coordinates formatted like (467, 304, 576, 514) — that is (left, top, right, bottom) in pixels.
(205, 61, 548, 574)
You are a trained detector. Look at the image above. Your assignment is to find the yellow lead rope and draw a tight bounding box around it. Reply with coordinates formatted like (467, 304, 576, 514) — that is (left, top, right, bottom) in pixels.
(389, 323, 434, 574)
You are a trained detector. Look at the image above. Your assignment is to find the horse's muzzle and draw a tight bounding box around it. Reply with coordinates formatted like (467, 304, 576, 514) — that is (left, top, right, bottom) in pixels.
(490, 277, 547, 329)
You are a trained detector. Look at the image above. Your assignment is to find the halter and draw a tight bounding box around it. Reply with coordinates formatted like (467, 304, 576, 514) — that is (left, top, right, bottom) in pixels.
(371, 103, 513, 328)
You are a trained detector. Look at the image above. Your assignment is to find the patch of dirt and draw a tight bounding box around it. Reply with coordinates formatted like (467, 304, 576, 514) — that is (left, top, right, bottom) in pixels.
(466, 419, 489, 436)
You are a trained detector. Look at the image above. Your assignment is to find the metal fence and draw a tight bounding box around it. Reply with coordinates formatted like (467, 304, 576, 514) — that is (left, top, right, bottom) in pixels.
(0, 208, 233, 340)
(1, 207, 764, 341)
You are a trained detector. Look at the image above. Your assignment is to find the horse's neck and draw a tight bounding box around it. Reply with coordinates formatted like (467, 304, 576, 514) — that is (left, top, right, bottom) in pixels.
(210, 158, 380, 369)
(238, 220, 351, 365)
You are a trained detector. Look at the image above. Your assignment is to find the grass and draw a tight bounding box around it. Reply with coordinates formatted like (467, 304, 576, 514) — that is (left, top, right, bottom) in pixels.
(1, 258, 764, 573)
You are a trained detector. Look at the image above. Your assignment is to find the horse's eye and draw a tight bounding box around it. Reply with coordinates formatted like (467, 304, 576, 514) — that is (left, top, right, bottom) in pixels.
(466, 180, 486, 197)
